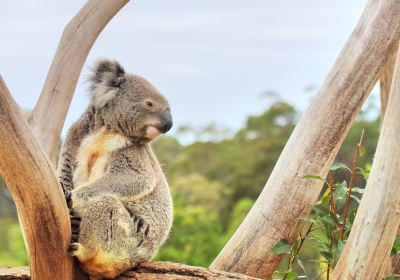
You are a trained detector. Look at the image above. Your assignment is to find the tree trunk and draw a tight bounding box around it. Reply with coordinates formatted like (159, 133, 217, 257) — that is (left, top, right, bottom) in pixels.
(332, 45, 400, 280)
(210, 0, 400, 278)
(0, 262, 260, 280)
(0, 77, 76, 280)
(379, 51, 400, 278)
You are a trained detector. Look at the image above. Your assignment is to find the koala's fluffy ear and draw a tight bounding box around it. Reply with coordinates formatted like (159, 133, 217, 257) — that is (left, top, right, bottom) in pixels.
(89, 59, 126, 108)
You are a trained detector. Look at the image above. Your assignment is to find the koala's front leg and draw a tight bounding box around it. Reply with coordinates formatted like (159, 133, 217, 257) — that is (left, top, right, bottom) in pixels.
(71, 170, 156, 208)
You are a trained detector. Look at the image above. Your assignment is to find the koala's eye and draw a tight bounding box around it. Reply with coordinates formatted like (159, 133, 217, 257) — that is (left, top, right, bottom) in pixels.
(146, 101, 153, 107)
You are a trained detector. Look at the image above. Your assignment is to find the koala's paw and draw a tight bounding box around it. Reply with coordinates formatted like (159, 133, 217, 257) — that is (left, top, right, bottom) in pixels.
(69, 208, 81, 243)
(132, 216, 149, 247)
(67, 242, 80, 256)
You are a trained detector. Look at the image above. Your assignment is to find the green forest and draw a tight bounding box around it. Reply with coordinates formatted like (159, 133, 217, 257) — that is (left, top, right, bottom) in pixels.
(0, 97, 381, 278)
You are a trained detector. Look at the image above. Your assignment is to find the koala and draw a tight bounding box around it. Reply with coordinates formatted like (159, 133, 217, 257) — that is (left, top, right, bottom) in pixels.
(57, 59, 173, 279)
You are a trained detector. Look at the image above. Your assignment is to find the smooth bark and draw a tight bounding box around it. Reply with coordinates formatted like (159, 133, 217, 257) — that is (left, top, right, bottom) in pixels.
(380, 53, 396, 122)
(210, 0, 400, 278)
(332, 45, 400, 280)
(0, 77, 75, 280)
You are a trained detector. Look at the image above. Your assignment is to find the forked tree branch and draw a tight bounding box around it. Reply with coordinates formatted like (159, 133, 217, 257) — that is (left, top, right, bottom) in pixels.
(0, 77, 84, 280)
(210, 0, 400, 278)
(27, 0, 129, 164)
(332, 44, 400, 280)
(0, 262, 260, 280)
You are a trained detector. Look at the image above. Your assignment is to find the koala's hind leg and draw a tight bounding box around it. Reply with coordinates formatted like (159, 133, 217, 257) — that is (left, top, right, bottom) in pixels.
(73, 194, 140, 279)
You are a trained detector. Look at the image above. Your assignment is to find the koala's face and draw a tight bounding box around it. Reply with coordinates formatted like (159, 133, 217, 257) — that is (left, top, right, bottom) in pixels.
(89, 59, 173, 143)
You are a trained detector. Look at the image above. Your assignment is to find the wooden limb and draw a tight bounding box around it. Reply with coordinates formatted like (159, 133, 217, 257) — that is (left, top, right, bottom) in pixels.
(332, 44, 400, 280)
(210, 0, 400, 278)
(380, 52, 396, 122)
(379, 47, 400, 278)
(27, 0, 129, 164)
(0, 77, 86, 280)
(0, 262, 261, 280)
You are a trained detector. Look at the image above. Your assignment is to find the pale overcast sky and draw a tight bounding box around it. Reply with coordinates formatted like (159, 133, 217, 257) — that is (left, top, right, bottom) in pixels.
(1, 0, 369, 138)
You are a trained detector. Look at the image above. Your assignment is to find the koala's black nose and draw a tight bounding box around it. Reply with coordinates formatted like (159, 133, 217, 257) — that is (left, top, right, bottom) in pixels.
(159, 108, 173, 133)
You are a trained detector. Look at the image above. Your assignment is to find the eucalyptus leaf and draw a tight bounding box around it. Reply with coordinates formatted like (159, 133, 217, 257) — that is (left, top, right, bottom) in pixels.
(391, 236, 400, 256)
(271, 239, 291, 255)
(303, 175, 325, 181)
(350, 194, 361, 204)
(296, 258, 306, 274)
(330, 162, 351, 172)
(352, 187, 365, 194)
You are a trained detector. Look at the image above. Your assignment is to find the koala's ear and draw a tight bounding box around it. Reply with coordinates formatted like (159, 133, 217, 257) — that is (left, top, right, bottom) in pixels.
(89, 59, 126, 108)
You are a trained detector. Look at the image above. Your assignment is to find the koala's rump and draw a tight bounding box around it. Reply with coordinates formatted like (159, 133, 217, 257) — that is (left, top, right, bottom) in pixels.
(75, 181, 172, 278)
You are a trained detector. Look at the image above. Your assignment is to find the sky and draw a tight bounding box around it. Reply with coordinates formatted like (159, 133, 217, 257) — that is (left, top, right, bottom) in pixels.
(1, 0, 370, 140)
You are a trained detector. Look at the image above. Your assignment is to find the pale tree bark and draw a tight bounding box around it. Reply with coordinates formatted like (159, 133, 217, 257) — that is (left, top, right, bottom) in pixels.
(210, 0, 400, 278)
(27, 0, 129, 164)
(378, 45, 399, 278)
(0, 77, 85, 280)
(0, 262, 261, 280)
(332, 45, 400, 280)
(380, 52, 396, 122)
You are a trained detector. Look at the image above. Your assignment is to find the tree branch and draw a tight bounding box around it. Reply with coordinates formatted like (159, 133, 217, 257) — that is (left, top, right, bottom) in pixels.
(0, 262, 260, 280)
(379, 52, 396, 122)
(27, 0, 129, 164)
(0, 77, 87, 280)
(210, 0, 400, 278)
(332, 43, 400, 280)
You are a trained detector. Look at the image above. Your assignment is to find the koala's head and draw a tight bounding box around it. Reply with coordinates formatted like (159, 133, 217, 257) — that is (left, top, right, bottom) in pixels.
(89, 59, 173, 143)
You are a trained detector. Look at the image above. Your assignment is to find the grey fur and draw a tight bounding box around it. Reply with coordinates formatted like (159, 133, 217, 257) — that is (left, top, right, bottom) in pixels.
(57, 59, 173, 279)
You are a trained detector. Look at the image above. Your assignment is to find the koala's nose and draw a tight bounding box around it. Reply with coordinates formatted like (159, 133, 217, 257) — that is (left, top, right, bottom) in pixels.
(159, 108, 173, 133)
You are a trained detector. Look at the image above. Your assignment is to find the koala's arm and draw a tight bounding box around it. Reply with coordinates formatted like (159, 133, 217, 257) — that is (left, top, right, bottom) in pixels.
(71, 151, 157, 205)
(58, 112, 92, 195)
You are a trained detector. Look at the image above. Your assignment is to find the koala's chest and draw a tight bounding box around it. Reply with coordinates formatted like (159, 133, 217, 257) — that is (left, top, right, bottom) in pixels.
(73, 128, 131, 188)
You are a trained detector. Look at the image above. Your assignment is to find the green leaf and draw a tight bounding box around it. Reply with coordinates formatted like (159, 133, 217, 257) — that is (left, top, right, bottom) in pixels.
(338, 240, 346, 255)
(309, 204, 330, 216)
(303, 175, 325, 181)
(391, 236, 400, 256)
(350, 194, 361, 204)
(299, 217, 319, 223)
(330, 162, 351, 172)
(272, 271, 297, 280)
(348, 209, 357, 225)
(296, 258, 306, 274)
(271, 270, 286, 280)
(359, 146, 366, 157)
(321, 215, 335, 225)
(383, 275, 400, 280)
(285, 271, 297, 280)
(334, 183, 347, 209)
(352, 187, 365, 194)
(271, 239, 291, 255)
(320, 250, 333, 262)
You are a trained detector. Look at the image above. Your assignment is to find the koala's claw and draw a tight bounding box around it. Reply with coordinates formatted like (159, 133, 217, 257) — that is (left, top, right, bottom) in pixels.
(69, 208, 81, 243)
(65, 191, 72, 208)
(132, 216, 149, 247)
(67, 243, 79, 256)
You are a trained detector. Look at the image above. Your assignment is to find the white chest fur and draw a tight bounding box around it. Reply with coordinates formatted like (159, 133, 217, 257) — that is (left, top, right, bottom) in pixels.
(73, 128, 131, 188)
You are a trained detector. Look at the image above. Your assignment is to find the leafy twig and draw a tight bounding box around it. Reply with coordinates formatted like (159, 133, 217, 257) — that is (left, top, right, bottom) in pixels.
(282, 223, 314, 280)
(340, 129, 364, 240)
